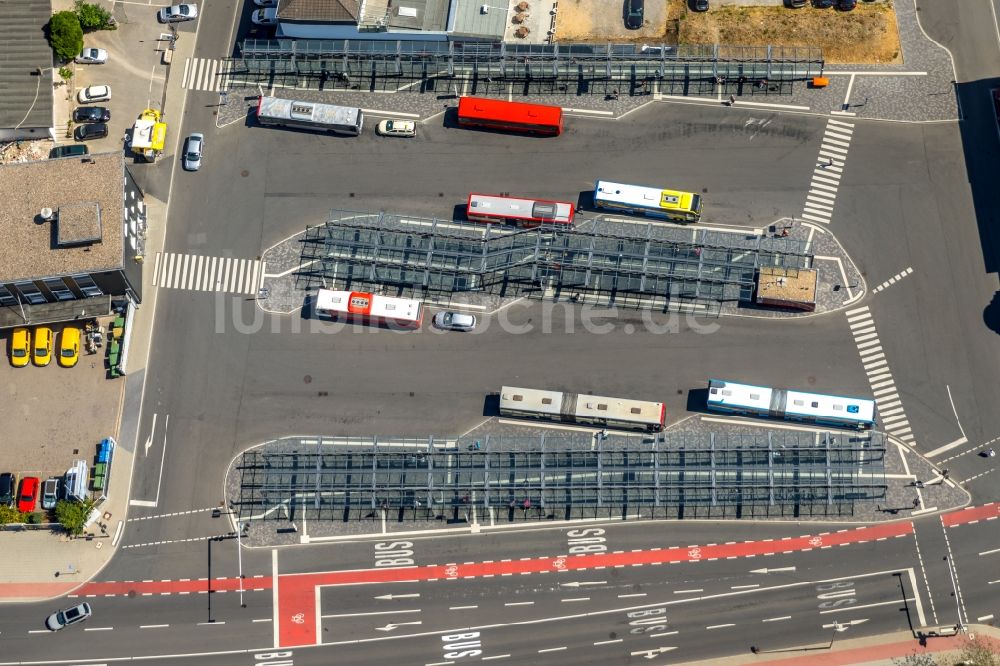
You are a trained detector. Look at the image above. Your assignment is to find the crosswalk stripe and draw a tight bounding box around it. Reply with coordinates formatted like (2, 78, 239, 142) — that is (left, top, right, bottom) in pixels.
(182, 58, 190, 88)
(828, 119, 854, 128)
(807, 192, 836, 204)
(845, 306, 869, 317)
(235, 259, 246, 293)
(855, 332, 879, 343)
(820, 144, 849, 155)
(857, 340, 881, 352)
(893, 426, 913, 436)
(861, 351, 886, 363)
(822, 135, 852, 148)
(246, 261, 259, 294)
(812, 173, 841, 186)
(810, 181, 839, 193)
(153, 252, 162, 286)
(802, 206, 831, 219)
(873, 386, 896, 397)
(151, 253, 264, 294)
(800, 213, 829, 224)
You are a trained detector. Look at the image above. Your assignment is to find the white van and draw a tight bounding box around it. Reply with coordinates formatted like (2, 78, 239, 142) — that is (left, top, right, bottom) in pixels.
(376, 120, 416, 137)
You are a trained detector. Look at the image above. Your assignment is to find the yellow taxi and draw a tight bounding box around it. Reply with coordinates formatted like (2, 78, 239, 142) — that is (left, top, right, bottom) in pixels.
(32, 326, 54, 366)
(59, 327, 82, 368)
(9, 328, 31, 367)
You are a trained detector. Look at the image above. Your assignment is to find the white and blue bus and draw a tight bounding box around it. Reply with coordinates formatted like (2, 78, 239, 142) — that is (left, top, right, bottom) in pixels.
(255, 96, 364, 136)
(706, 379, 876, 430)
(593, 180, 703, 223)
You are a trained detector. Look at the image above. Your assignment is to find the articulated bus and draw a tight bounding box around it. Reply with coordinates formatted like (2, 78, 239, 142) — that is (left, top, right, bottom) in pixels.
(457, 97, 563, 136)
(593, 180, 703, 223)
(706, 379, 876, 430)
(499, 386, 666, 432)
(256, 96, 364, 136)
(466, 193, 575, 227)
(314, 289, 423, 329)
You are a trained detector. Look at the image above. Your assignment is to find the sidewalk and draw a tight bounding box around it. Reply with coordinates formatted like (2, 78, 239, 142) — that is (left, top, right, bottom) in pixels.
(686, 626, 1000, 666)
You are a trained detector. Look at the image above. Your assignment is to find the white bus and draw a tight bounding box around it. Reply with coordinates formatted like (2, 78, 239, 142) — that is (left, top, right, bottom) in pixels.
(706, 379, 876, 430)
(498, 386, 666, 432)
(593, 180, 703, 223)
(255, 96, 364, 136)
(314, 289, 423, 328)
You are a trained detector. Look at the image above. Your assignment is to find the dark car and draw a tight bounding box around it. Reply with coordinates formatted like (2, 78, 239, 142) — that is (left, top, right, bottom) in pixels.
(75, 123, 109, 142)
(693, 0, 708, 10)
(73, 106, 111, 123)
(838, 0, 856, 8)
(0, 473, 16, 507)
(813, 0, 835, 6)
(786, 0, 807, 6)
(49, 144, 88, 159)
(625, 0, 644, 29)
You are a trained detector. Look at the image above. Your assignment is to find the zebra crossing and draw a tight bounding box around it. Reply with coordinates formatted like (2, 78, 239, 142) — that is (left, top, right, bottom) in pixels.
(846, 305, 915, 446)
(872, 267, 914, 295)
(152, 252, 265, 296)
(801, 119, 855, 225)
(181, 58, 229, 92)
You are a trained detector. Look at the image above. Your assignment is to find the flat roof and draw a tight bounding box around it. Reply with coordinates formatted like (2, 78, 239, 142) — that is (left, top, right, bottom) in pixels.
(277, 0, 359, 21)
(449, 0, 507, 39)
(0, 0, 54, 131)
(0, 151, 125, 283)
(385, 0, 450, 32)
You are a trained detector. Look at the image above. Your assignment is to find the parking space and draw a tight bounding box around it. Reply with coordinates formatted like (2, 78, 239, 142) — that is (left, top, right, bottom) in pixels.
(53, 0, 183, 161)
(0, 321, 123, 484)
(554, 0, 669, 41)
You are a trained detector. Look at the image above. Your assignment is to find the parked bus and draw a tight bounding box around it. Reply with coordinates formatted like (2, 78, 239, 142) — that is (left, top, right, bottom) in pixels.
(593, 180, 703, 223)
(457, 97, 563, 136)
(256, 96, 364, 136)
(466, 193, 575, 227)
(499, 386, 666, 432)
(706, 379, 876, 430)
(314, 289, 423, 328)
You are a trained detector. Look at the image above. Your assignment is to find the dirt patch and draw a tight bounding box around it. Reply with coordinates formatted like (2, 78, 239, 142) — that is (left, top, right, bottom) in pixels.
(679, 2, 901, 64)
(555, 0, 671, 42)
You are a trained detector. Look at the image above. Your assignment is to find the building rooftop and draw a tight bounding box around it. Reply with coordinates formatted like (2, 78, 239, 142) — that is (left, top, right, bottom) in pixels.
(755, 266, 817, 311)
(0, 0, 55, 132)
(0, 152, 126, 283)
(449, 0, 507, 39)
(278, 0, 360, 21)
(386, 0, 450, 32)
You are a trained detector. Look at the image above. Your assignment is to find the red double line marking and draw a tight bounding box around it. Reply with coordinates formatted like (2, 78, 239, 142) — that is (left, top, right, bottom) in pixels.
(941, 502, 1000, 528)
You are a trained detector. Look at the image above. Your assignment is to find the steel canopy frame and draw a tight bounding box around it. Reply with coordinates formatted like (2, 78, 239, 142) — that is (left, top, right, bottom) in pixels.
(233, 430, 886, 524)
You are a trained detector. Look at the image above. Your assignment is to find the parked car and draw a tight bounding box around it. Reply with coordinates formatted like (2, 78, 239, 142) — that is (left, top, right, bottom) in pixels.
(10, 327, 30, 367)
(159, 3, 198, 22)
(74, 123, 109, 142)
(17, 477, 40, 513)
(182, 133, 204, 171)
(50, 144, 88, 159)
(46, 603, 92, 631)
(432, 311, 477, 332)
(813, 0, 835, 6)
(693, 0, 709, 10)
(41, 477, 60, 510)
(624, 0, 644, 29)
(786, 0, 807, 6)
(837, 0, 856, 8)
(376, 120, 416, 137)
(59, 328, 81, 368)
(0, 473, 17, 507)
(33, 327, 53, 366)
(75, 47, 108, 64)
(252, 6, 278, 24)
(73, 106, 111, 123)
(253, 0, 277, 5)
(78, 85, 111, 104)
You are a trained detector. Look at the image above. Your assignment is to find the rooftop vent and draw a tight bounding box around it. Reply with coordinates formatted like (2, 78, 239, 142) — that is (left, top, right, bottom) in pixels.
(40, 207, 55, 221)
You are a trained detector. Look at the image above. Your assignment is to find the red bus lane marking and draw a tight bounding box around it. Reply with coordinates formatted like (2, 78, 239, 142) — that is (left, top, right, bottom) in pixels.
(74, 577, 273, 596)
(942, 502, 1000, 528)
(276, 521, 914, 647)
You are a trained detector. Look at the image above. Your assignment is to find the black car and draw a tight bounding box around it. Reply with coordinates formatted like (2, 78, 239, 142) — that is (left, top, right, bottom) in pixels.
(50, 144, 88, 159)
(813, 0, 835, 6)
(73, 106, 111, 123)
(75, 123, 109, 141)
(694, 0, 709, 10)
(838, 0, 857, 8)
(625, 0, 644, 29)
(786, 0, 807, 6)
(0, 473, 16, 507)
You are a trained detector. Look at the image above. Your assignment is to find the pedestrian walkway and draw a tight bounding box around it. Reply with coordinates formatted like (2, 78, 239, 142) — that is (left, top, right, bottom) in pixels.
(801, 119, 855, 225)
(152, 252, 264, 296)
(846, 305, 915, 446)
(181, 57, 229, 92)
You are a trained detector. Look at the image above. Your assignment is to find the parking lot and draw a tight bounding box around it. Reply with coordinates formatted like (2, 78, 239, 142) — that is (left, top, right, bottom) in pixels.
(0, 324, 123, 484)
(554, 0, 670, 41)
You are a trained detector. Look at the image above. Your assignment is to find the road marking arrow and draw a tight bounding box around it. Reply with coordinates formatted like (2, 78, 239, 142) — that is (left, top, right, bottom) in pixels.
(560, 581, 607, 588)
(750, 566, 797, 574)
(376, 621, 423, 632)
(631, 647, 677, 659)
(823, 619, 868, 629)
(374, 593, 421, 600)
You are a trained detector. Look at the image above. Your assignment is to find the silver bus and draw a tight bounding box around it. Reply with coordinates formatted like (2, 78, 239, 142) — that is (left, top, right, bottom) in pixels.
(255, 96, 364, 136)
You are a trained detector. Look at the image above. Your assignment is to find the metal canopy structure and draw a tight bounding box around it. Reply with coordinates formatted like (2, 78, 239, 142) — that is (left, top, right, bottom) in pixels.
(232, 39, 824, 95)
(233, 431, 886, 524)
(295, 211, 813, 314)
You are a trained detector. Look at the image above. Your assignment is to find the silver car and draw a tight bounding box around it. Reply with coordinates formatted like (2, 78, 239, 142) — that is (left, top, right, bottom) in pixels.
(432, 311, 477, 331)
(183, 133, 204, 171)
(75, 47, 108, 64)
(159, 3, 198, 22)
(41, 477, 59, 510)
(46, 603, 91, 631)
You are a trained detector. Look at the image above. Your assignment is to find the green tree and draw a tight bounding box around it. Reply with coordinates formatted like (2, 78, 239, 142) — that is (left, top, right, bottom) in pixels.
(55, 499, 94, 536)
(959, 635, 1000, 666)
(0, 505, 26, 525)
(74, 0, 113, 30)
(48, 11, 84, 61)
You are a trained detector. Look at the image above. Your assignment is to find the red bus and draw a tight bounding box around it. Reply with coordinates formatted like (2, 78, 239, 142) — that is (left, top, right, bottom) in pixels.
(457, 97, 563, 136)
(467, 193, 575, 227)
(314, 289, 423, 329)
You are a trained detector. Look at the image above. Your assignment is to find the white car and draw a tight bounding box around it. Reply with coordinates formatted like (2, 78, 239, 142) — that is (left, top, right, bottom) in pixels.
(46, 603, 92, 631)
(159, 3, 198, 22)
(251, 7, 278, 24)
(77, 85, 111, 104)
(432, 311, 477, 332)
(75, 47, 108, 64)
(376, 120, 416, 138)
(183, 133, 204, 171)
